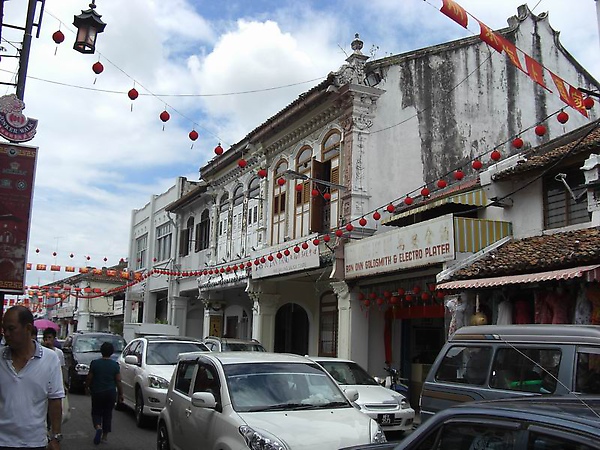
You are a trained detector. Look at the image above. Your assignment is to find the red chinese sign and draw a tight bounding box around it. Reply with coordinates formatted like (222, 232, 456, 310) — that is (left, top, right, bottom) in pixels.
(0, 142, 37, 293)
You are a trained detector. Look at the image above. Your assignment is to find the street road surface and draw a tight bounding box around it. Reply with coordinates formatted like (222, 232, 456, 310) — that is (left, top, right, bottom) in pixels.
(61, 390, 411, 449)
(61, 392, 156, 449)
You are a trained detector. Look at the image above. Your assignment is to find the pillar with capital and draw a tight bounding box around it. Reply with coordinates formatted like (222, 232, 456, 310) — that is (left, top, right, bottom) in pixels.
(247, 281, 280, 351)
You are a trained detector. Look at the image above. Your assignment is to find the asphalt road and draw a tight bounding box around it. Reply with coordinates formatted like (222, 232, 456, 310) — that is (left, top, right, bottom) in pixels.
(61, 391, 411, 449)
(61, 392, 156, 450)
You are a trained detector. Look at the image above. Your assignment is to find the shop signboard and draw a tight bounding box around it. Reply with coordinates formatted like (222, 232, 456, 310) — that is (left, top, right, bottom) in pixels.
(345, 214, 455, 279)
(0, 142, 37, 294)
(252, 233, 320, 279)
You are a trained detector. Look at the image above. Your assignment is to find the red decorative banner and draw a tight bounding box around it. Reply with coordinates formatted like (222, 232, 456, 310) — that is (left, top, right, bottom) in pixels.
(497, 35, 525, 73)
(440, 0, 468, 28)
(478, 21, 503, 52)
(569, 85, 589, 117)
(525, 54, 550, 91)
(0, 143, 37, 294)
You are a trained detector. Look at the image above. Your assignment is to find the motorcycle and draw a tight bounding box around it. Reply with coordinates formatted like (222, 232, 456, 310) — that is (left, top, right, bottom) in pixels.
(376, 366, 410, 402)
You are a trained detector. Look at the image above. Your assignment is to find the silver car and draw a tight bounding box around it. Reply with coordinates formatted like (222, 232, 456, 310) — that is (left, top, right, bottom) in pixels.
(157, 352, 387, 449)
(118, 335, 209, 427)
(311, 357, 415, 433)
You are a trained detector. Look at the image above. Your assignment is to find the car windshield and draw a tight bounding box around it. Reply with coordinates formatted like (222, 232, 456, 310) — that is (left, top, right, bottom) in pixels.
(74, 336, 126, 353)
(222, 342, 266, 352)
(225, 362, 350, 412)
(318, 361, 379, 386)
(146, 342, 207, 365)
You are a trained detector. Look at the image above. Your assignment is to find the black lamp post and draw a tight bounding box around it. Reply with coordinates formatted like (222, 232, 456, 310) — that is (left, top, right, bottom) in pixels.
(72, 0, 106, 54)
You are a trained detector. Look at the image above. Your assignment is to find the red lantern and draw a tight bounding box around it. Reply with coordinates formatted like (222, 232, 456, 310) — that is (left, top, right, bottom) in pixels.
(390, 296, 399, 305)
(276, 252, 283, 259)
(295, 184, 303, 192)
(421, 187, 430, 197)
(383, 290, 392, 298)
(405, 294, 413, 302)
(413, 285, 421, 294)
(214, 144, 224, 155)
(260, 256, 266, 264)
(160, 110, 170, 122)
(345, 223, 354, 232)
(283, 249, 291, 256)
(323, 234, 331, 242)
(436, 291, 445, 299)
(512, 137, 524, 149)
(92, 61, 104, 74)
(70, 253, 74, 258)
(454, 170, 464, 180)
(376, 298, 385, 306)
(490, 150, 502, 161)
(404, 196, 413, 205)
(397, 288, 405, 296)
(254, 259, 260, 266)
(52, 30, 65, 44)
(277, 177, 286, 186)
(36, 248, 40, 253)
(294, 246, 300, 253)
(359, 217, 367, 226)
(535, 124, 546, 136)
(421, 292, 430, 301)
(323, 192, 331, 200)
(472, 160, 483, 170)
(335, 229, 344, 237)
(311, 237, 319, 246)
(358, 292, 365, 301)
(302, 242, 309, 250)
(53, 252, 57, 257)
(584, 97, 595, 109)
(373, 211, 381, 221)
(363, 299, 371, 308)
(386, 204, 395, 213)
(369, 292, 377, 299)
(245, 261, 252, 268)
(428, 283, 436, 292)
(258, 168, 267, 178)
(311, 189, 319, 197)
(128, 88, 139, 100)
(437, 179, 447, 189)
(238, 159, 247, 168)
(189, 130, 199, 141)
(557, 111, 569, 124)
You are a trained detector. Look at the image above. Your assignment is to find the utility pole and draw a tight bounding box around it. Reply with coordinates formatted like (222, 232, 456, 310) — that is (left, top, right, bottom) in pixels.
(16, 0, 39, 101)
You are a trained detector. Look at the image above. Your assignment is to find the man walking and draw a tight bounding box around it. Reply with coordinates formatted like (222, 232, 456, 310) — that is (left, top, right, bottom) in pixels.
(0, 306, 64, 450)
(42, 327, 66, 383)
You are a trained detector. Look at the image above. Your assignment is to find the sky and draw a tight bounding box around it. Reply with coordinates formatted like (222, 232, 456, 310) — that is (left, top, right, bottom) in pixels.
(1, 0, 599, 291)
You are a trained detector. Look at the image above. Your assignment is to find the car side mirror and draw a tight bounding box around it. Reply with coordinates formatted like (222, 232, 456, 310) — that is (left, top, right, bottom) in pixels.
(191, 391, 217, 409)
(343, 388, 359, 402)
(124, 355, 139, 365)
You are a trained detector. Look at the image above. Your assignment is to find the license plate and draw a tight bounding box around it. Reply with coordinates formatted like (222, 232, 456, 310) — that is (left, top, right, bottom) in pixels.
(377, 414, 394, 425)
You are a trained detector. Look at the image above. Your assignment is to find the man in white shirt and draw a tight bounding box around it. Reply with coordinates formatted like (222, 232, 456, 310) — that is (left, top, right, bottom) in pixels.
(0, 306, 64, 450)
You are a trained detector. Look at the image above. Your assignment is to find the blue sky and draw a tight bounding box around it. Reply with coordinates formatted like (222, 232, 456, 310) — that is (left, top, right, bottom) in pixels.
(1, 0, 599, 290)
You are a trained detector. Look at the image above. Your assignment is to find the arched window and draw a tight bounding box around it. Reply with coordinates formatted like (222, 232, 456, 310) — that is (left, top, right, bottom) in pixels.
(322, 130, 341, 161)
(311, 130, 342, 233)
(272, 160, 288, 244)
(179, 216, 194, 257)
(233, 185, 244, 207)
(195, 209, 210, 252)
(294, 146, 313, 237)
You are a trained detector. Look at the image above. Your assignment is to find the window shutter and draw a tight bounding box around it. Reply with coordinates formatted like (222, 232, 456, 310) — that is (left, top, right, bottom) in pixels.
(310, 159, 325, 232)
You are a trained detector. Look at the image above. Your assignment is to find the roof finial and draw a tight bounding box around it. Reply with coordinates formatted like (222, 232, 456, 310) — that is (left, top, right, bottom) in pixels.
(351, 33, 363, 54)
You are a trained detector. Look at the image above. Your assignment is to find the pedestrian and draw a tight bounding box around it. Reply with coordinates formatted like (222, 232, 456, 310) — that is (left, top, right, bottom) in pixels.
(42, 328, 66, 383)
(0, 305, 64, 450)
(85, 341, 124, 445)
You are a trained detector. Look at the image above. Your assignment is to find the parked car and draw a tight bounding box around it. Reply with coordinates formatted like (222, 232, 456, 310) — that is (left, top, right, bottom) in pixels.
(62, 331, 127, 394)
(118, 335, 209, 427)
(201, 336, 266, 352)
(157, 352, 387, 449)
(340, 396, 600, 449)
(419, 324, 600, 423)
(310, 356, 415, 434)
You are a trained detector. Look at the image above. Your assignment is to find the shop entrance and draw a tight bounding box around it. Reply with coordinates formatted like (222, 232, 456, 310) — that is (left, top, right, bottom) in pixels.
(274, 303, 309, 355)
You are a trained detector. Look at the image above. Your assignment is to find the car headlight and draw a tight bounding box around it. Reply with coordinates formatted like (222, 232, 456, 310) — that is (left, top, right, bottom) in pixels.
(148, 375, 170, 389)
(370, 421, 387, 444)
(392, 394, 410, 409)
(75, 363, 89, 374)
(239, 425, 288, 450)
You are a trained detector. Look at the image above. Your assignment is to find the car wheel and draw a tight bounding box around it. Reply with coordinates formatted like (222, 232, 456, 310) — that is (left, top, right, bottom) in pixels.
(135, 388, 150, 428)
(157, 421, 171, 450)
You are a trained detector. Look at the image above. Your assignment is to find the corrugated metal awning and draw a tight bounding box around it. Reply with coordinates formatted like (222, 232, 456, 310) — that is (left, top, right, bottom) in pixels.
(382, 189, 487, 225)
(437, 264, 600, 290)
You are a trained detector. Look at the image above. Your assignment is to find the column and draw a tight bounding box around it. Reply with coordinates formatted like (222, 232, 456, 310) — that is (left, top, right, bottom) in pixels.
(332, 281, 351, 358)
(169, 296, 188, 335)
(247, 281, 280, 351)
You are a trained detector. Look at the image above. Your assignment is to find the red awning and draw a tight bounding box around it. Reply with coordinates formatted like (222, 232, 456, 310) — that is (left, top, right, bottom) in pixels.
(437, 264, 600, 290)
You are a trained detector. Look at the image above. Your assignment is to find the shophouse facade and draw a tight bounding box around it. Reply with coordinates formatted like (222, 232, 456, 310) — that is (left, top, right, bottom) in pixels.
(126, 5, 599, 396)
(437, 121, 600, 336)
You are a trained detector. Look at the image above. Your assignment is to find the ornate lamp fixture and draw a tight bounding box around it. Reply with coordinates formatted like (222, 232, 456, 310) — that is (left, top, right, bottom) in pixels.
(73, 1, 107, 54)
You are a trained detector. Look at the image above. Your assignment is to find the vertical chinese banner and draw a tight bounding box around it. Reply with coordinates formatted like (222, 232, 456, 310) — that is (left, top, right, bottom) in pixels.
(0, 142, 37, 294)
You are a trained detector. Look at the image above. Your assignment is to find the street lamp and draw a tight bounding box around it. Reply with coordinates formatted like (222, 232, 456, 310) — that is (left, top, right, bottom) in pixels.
(283, 169, 348, 191)
(73, 0, 106, 54)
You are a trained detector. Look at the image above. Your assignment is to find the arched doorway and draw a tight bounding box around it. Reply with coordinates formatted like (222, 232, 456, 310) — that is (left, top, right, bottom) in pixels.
(274, 303, 309, 355)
